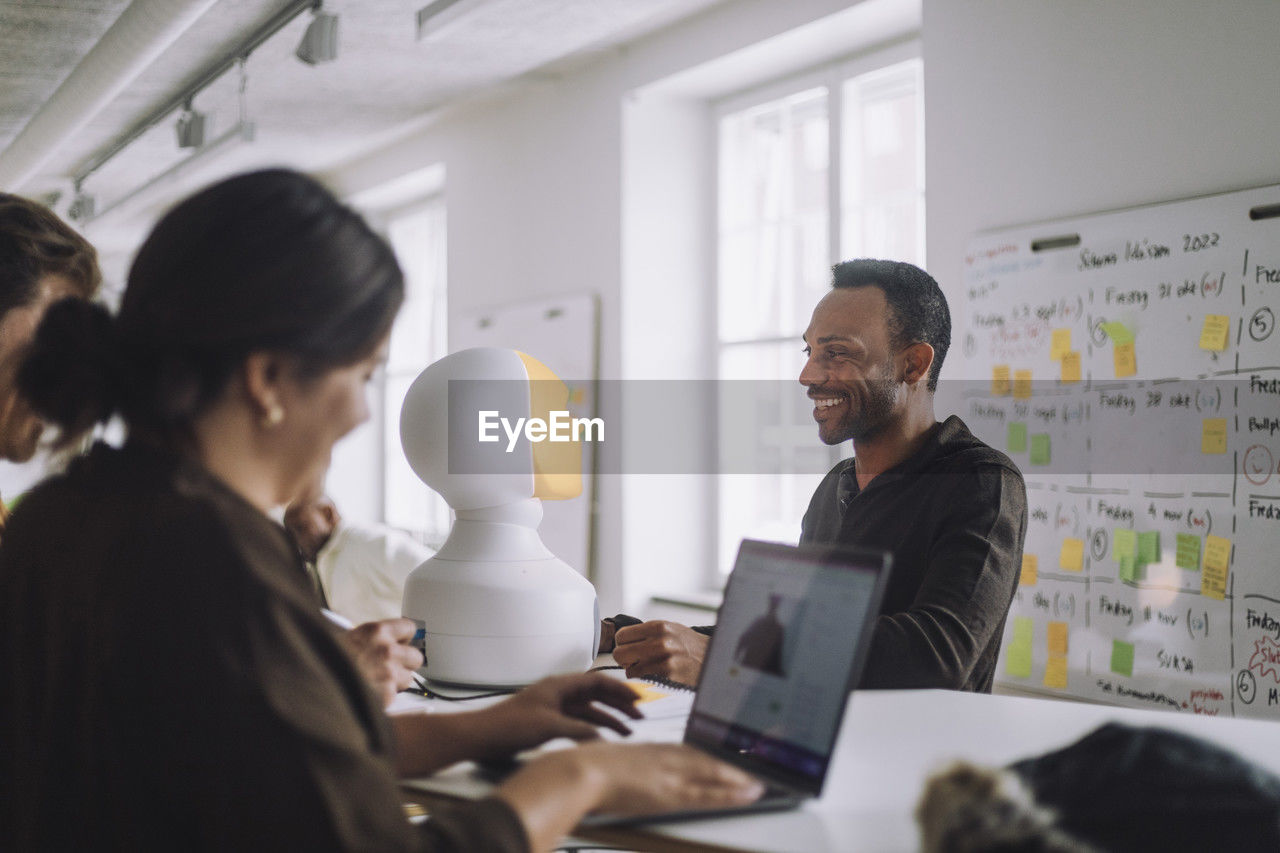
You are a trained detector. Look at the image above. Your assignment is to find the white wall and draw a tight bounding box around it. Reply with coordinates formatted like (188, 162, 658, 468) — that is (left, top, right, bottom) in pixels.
(923, 0, 1280, 370)
(323, 0, 1280, 615)
(323, 0, 915, 614)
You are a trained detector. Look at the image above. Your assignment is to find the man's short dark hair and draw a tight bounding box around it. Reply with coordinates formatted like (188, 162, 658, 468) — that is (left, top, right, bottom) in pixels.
(0, 194, 101, 319)
(831, 258, 950, 392)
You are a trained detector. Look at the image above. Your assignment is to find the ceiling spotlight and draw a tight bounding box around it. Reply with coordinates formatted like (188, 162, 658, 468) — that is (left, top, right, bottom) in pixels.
(296, 4, 339, 65)
(175, 100, 206, 149)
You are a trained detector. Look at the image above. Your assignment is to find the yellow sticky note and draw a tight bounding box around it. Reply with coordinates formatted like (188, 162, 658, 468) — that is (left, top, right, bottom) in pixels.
(1047, 621, 1069, 656)
(1199, 314, 1231, 351)
(1201, 418, 1228, 454)
(1013, 369, 1032, 400)
(1059, 537, 1085, 571)
(1061, 350, 1082, 383)
(1202, 535, 1231, 600)
(1020, 554, 1038, 586)
(1050, 329, 1072, 361)
(992, 365, 1011, 397)
(1204, 535, 1232, 573)
(1043, 655, 1068, 689)
(1113, 341, 1137, 377)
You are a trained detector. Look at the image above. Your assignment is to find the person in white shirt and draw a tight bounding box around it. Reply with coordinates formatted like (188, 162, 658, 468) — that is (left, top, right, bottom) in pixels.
(284, 475, 433, 626)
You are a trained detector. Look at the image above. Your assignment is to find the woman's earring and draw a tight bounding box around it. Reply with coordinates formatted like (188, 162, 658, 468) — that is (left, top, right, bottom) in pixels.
(262, 404, 285, 427)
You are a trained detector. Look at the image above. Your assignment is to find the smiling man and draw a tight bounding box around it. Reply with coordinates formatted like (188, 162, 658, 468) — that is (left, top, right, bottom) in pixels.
(609, 259, 1028, 693)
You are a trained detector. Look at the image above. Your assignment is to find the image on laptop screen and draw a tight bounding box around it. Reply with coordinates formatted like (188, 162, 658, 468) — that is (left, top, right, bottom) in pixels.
(685, 540, 886, 793)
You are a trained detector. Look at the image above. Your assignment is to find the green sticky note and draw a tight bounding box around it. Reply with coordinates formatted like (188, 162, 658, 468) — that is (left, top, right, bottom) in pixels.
(1007, 422, 1028, 453)
(1137, 531, 1161, 564)
(1029, 433, 1051, 466)
(1118, 554, 1136, 582)
(1005, 643, 1033, 678)
(1110, 640, 1135, 677)
(1176, 533, 1201, 570)
(1101, 321, 1134, 345)
(1113, 528, 1136, 562)
(1012, 616, 1033, 646)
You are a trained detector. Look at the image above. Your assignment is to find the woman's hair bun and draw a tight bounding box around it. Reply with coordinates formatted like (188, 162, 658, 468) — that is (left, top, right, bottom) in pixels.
(18, 297, 120, 444)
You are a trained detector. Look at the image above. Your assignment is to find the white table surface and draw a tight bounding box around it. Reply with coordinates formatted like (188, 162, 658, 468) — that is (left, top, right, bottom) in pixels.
(395, 675, 1280, 852)
(624, 688, 1280, 852)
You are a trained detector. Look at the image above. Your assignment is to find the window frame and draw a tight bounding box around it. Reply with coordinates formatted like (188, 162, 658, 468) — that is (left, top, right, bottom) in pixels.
(706, 39, 923, 589)
(363, 193, 449, 538)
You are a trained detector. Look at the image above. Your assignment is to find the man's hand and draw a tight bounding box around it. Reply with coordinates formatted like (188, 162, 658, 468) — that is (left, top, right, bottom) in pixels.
(339, 618, 424, 707)
(468, 672, 643, 762)
(612, 620, 709, 685)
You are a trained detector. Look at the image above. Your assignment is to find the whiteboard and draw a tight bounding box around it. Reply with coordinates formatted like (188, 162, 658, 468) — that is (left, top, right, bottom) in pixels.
(451, 293, 599, 580)
(955, 183, 1280, 718)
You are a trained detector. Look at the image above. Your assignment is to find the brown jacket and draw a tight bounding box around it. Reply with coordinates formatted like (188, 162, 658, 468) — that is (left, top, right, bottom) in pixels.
(0, 441, 526, 851)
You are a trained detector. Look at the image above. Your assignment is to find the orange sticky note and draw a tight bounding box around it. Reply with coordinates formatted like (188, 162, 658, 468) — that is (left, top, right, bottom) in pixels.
(624, 680, 671, 704)
(1047, 621, 1069, 656)
(1201, 418, 1227, 454)
(1013, 369, 1033, 400)
(1050, 329, 1072, 360)
(1059, 537, 1084, 571)
(1043, 655, 1068, 689)
(1060, 351, 1082, 383)
(1113, 341, 1137, 377)
(992, 365, 1011, 397)
(1020, 554, 1038, 586)
(1202, 535, 1231, 600)
(1198, 314, 1231, 351)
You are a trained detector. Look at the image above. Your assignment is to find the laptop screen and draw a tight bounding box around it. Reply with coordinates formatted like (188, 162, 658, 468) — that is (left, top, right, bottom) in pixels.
(684, 539, 888, 795)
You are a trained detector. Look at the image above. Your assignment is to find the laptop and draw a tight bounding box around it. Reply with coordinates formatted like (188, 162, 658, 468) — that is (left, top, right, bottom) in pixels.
(584, 538, 892, 825)
(401, 538, 891, 823)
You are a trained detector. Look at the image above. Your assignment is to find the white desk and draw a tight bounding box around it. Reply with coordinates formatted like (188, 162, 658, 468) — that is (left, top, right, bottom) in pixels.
(629, 689, 1280, 852)
(399, 687, 1280, 852)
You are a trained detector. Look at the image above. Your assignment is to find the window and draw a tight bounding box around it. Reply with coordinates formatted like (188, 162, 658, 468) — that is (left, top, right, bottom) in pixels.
(382, 198, 449, 541)
(714, 51, 923, 578)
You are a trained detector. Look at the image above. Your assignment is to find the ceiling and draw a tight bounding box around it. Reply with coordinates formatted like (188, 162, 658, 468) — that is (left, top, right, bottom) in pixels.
(0, 0, 730, 248)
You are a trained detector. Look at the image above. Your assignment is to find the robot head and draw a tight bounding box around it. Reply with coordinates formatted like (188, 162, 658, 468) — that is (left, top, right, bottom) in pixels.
(400, 347, 584, 511)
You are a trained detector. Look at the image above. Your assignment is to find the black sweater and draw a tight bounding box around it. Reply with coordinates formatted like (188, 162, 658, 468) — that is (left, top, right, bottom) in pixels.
(801, 415, 1027, 692)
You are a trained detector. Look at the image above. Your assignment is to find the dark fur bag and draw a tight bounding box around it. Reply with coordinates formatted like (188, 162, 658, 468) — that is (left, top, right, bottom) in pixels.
(918, 723, 1280, 852)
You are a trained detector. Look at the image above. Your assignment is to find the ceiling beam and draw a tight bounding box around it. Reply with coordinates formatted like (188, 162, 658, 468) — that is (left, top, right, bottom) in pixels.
(0, 0, 218, 192)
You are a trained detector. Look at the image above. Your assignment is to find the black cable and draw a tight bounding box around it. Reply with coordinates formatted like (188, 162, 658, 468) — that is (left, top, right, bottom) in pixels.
(399, 677, 517, 702)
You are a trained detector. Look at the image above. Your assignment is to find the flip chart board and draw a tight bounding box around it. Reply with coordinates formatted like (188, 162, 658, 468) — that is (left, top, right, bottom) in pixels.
(955, 184, 1280, 718)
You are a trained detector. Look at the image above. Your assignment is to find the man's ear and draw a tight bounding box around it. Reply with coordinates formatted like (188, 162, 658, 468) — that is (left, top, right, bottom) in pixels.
(242, 351, 286, 422)
(899, 342, 935, 387)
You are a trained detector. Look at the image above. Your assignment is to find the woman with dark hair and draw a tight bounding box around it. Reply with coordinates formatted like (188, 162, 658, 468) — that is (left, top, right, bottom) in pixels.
(0, 169, 760, 851)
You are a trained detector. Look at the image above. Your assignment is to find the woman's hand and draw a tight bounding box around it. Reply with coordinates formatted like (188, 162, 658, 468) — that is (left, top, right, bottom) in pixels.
(497, 742, 764, 850)
(339, 618, 424, 707)
(390, 671, 642, 776)
(467, 672, 643, 761)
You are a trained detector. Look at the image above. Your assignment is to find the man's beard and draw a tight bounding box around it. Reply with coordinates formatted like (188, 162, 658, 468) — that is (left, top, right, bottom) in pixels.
(818, 366, 901, 446)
